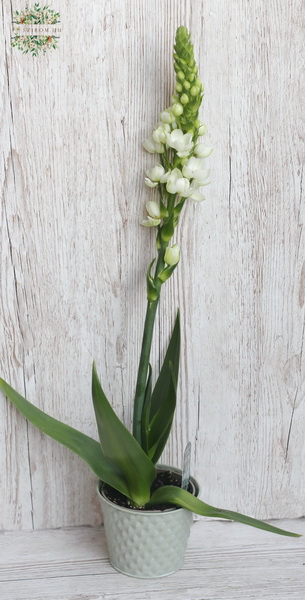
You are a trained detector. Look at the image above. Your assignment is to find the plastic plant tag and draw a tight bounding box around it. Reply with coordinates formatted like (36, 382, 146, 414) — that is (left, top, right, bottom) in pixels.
(181, 441, 191, 489)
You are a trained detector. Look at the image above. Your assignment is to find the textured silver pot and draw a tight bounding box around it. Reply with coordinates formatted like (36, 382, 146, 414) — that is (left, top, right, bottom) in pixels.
(97, 466, 199, 579)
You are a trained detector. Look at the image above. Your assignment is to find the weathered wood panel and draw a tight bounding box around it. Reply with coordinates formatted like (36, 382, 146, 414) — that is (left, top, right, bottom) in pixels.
(0, 0, 304, 530)
(0, 519, 304, 599)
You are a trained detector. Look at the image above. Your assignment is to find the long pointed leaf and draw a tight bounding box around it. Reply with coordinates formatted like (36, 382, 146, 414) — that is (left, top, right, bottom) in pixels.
(149, 486, 301, 537)
(149, 310, 180, 419)
(149, 422, 173, 464)
(143, 312, 180, 463)
(92, 363, 156, 506)
(147, 362, 177, 463)
(0, 378, 130, 497)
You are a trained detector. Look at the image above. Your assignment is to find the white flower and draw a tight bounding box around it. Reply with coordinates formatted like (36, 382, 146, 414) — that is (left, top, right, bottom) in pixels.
(194, 144, 213, 158)
(198, 124, 207, 136)
(182, 157, 204, 178)
(160, 109, 175, 124)
(143, 135, 165, 154)
(182, 157, 210, 185)
(141, 216, 161, 227)
(146, 201, 161, 219)
(164, 244, 180, 266)
(145, 178, 158, 188)
(146, 164, 165, 182)
(187, 190, 206, 202)
(145, 164, 166, 187)
(152, 123, 170, 144)
(166, 130, 193, 157)
(141, 201, 161, 227)
(165, 168, 191, 196)
(160, 170, 171, 183)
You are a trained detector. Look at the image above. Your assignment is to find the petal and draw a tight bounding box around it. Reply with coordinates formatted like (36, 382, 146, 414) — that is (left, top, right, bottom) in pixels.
(146, 201, 161, 219)
(141, 216, 161, 227)
(193, 169, 210, 184)
(160, 170, 171, 183)
(145, 178, 158, 188)
(171, 168, 183, 180)
(189, 191, 206, 202)
(194, 144, 213, 158)
(175, 178, 191, 196)
(146, 164, 166, 181)
(177, 149, 192, 158)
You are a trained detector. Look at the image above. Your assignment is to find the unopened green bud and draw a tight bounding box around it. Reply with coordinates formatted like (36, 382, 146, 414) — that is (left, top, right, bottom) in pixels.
(180, 94, 189, 105)
(146, 259, 159, 301)
(176, 82, 183, 92)
(174, 27, 204, 132)
(172, 102, 183, 117)
(164, 244, 180, 266)
(161, 217, 175, 242)
(198, 123, 207, 136)
(158, 264, 177, 283)
(190, 85, 199, 97)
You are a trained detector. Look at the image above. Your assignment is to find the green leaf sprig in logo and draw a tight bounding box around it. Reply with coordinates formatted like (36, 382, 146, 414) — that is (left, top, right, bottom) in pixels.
(12, 3, 61, 56)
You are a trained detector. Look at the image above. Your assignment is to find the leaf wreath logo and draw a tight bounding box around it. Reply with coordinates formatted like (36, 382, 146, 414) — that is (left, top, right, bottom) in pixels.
(12, 3, 61, 56)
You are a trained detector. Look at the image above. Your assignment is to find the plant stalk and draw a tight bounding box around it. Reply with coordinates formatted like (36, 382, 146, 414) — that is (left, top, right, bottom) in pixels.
(133, 247, 165, 444)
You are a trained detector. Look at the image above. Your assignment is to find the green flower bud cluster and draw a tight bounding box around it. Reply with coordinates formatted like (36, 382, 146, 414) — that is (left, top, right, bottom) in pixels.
(173, 26, 204, 134)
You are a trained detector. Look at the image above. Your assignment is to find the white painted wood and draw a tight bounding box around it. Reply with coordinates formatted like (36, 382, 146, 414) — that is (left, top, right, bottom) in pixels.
(0, 0, 304, 531)
(0, 519, 304, 599)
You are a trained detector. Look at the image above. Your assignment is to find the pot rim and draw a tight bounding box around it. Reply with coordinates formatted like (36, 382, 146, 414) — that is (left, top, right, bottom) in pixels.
(97, 464, 199, 516)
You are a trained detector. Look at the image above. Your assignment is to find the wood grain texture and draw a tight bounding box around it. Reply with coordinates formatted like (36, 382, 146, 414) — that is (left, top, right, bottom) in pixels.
(0, 0, 304, 530)
(0, 519, 304, 599)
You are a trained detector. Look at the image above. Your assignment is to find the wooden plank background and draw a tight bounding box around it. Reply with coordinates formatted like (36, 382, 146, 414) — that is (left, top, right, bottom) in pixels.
(0, 0, 304, 531)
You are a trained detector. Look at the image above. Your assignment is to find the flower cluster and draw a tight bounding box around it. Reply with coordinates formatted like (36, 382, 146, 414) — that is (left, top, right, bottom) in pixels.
(141, 27, 212, 300)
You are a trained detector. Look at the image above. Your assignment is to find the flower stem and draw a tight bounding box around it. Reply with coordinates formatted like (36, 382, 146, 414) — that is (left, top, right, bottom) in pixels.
(132, 248, 165, 445)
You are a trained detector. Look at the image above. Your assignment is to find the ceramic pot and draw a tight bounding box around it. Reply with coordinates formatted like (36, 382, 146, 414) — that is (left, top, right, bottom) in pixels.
(97, 466, 199, 578)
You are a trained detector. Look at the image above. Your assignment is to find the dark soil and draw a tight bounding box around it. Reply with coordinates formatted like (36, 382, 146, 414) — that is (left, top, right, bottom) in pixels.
(100, 469, 194, 511)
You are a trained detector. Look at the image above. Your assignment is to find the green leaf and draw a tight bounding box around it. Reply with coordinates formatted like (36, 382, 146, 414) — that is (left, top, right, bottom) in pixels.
(149, 422, 172, 464)
(92, 362, 156, 506)
(0, 378, 130, 497)
(144, 311, 180, 463)
(149, 486, 302, 538)
(150, 311, 180, 419)
(147, 362, 177, 462)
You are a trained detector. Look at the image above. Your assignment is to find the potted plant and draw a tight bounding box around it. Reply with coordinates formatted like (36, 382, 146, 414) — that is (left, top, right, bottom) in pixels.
(0, 26, 300, 579)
